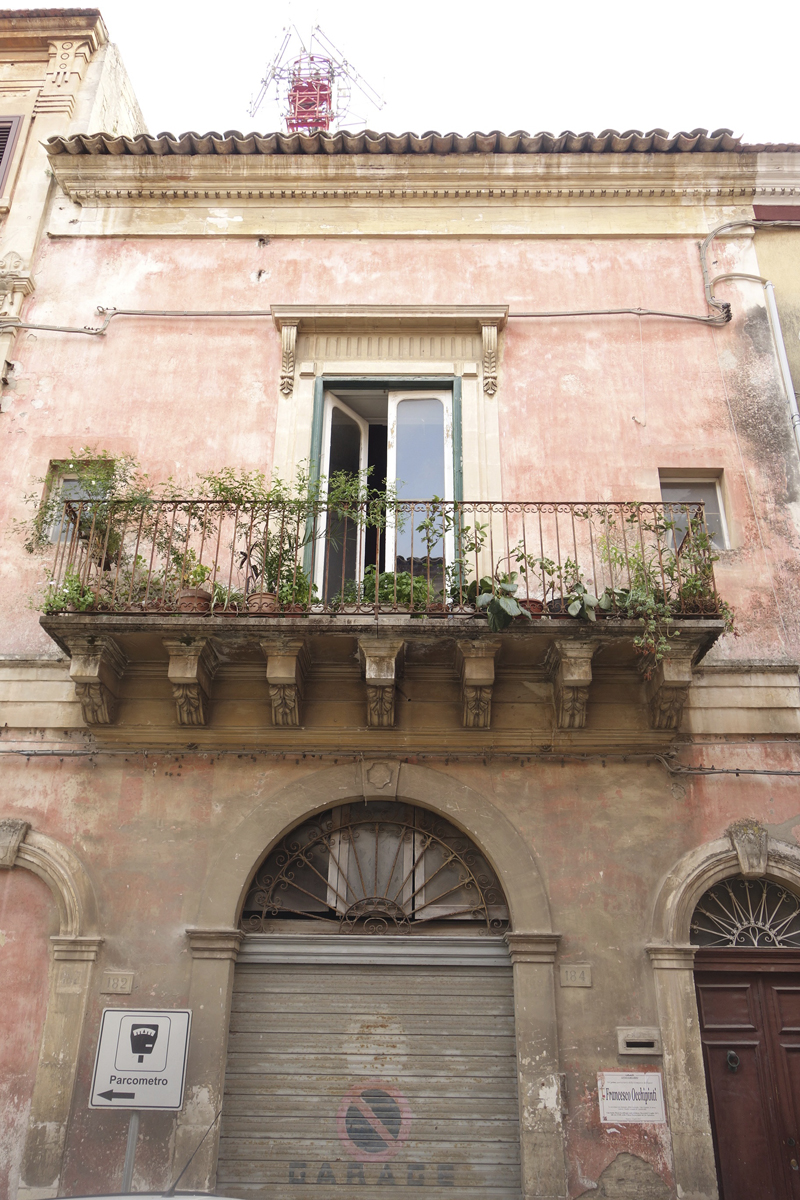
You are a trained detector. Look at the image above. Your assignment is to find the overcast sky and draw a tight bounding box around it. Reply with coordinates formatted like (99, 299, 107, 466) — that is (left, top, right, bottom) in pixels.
(7, 0, 798, 143)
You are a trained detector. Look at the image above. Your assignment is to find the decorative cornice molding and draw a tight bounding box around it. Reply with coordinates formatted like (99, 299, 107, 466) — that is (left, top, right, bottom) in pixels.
(48, 151, 792, 207)
(272, 305, 508, 333)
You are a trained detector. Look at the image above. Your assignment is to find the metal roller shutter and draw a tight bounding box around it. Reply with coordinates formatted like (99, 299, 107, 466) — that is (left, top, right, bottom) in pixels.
(218, 936, 521, 1199)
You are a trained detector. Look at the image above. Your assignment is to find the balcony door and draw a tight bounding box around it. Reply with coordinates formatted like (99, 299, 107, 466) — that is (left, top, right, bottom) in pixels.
(316, 390, 454, 600)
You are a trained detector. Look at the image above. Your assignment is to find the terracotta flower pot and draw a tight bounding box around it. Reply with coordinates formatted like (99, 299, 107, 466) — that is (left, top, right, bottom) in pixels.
(247, 591, 279, 614)
(281, 602, 308, 617)
(518, 599, 544, 620)
(545, 597, 573, 618)
(177, 587, 212, 614)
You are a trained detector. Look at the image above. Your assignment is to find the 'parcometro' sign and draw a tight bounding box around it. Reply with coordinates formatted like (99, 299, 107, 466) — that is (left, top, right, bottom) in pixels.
(90, 1009, 191, 1110)
(597, 1071, 666, 1124)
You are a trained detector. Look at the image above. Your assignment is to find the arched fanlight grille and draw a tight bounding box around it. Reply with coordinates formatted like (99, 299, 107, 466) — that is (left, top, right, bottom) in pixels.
(241, 801, 509, 934)
(690, 876, 800, 948)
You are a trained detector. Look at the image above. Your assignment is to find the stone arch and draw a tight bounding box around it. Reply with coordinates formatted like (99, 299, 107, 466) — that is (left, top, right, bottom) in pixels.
(0, 818, 101, 1197)
(179, 762, 565, 1198)
(192, 761, 553, 934)
(647, 825, 800, 1200)
(650, 828, 800, 948)
(1, 819, 99, 940)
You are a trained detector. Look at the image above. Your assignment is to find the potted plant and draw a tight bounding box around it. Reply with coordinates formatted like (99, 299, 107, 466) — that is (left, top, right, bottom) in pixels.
(468, 571, 533, 633)
(175, 550, 213, 613)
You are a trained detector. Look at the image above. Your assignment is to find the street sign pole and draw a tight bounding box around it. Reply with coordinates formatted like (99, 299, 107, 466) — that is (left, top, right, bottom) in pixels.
(121, 1111, 140, 1193)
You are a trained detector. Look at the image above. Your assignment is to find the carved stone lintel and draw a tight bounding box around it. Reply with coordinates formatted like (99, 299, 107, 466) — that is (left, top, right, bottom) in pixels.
(279, 319, 300, 395)
(68, 635, 127, 725)
(481, 321, 498, 395)
(163, 638, 219, 726)
(546, 639, 597, 729)
(187, 927, 244, 961)
(455, 639, 501, 729)
(358, 638, 405, 728)
(261, 638, 310, 726)
(727, 819, 769, 878)
(642, 645, 695, 730)
(0, 818, 29, 868)
(505, 931, 562, 965)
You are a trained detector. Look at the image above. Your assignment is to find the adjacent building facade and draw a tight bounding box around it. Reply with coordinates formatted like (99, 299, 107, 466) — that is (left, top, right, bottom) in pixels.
(2, 11, 800, 1200)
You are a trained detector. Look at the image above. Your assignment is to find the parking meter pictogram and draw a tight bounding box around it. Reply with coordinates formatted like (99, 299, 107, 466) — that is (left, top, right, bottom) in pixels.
(130, 1023, 159, 1063)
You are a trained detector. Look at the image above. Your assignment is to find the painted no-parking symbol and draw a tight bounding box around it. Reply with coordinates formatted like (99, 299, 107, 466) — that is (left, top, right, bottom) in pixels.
(337, 1081, 412, 1162)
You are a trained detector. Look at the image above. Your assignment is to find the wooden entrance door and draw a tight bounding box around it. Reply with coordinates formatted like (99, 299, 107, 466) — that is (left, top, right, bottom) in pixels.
(695, 950, 800, 1200)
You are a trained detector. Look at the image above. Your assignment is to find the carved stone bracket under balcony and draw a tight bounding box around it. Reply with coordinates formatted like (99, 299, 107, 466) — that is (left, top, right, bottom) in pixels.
(261, 637, 310, 727)
(163, 638, 220, 726)
(68, 635, 127, 726)
(546, 639, 598, 730)
(642, 643, 695, 730)
(358, 638, 405, 728)
(455, 639, 501, 728)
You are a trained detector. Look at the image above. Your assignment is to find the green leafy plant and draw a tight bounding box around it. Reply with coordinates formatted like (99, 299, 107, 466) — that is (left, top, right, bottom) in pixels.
(42, 567, 97, 614)
(362, 565, 436, 611)
(469, 571, 533, 633)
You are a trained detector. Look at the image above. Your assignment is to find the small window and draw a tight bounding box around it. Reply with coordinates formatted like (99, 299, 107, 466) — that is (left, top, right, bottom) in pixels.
(659, 477, 728, 550)
(0, 117, 22, 195)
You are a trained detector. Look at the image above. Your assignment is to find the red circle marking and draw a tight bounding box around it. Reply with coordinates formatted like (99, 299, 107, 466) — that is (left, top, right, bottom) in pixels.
(336, 1080, 412, 1162)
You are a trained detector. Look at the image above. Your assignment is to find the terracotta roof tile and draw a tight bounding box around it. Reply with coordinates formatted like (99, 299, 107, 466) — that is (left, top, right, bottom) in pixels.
(45, 126, 799, 157)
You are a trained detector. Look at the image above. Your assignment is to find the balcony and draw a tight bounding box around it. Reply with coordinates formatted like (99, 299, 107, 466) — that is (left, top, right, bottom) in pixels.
(39, 498, 725, 748)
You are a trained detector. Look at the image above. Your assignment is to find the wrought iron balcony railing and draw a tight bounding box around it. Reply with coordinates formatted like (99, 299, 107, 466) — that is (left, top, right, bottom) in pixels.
(43, 498, 722, 624)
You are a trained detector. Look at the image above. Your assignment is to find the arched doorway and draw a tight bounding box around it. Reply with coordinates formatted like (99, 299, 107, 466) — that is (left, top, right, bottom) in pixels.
(216, 799, 521, 1198)
(692, 875, 800, 1199)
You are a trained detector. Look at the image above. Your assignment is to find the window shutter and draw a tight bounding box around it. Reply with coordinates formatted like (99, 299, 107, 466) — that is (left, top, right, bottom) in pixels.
(0, 117, 22, 195)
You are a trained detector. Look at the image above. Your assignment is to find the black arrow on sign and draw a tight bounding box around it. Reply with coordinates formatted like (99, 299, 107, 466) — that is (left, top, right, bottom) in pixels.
(98, 1089, 136, 1101)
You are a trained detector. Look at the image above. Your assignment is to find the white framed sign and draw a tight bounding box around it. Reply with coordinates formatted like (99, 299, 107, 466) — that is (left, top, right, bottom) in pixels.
(90, 1009, 191, 1110)
(598, 1071, 666, 1124)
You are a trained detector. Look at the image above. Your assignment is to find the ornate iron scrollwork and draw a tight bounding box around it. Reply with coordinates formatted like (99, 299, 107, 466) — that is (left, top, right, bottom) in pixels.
(241, 801, 509, 934)
(690, 876, 800, 947)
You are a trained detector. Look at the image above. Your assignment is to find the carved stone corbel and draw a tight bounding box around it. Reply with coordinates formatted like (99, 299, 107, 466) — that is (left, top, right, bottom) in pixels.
(187, 927, 244, 961)
(481, 321, 499, 395)
(727, 819, 769, 878)
(546, 639, 597, 729)
(279, 319, 300, 395)
(68, 635, 127, 725)
(642, 644, 695, 730)
(261, 637, 310, 726)
(0, 818, 29, 868)
(163, 638, 219, 726)
(455, 639, 501, 728)
(358, 638, 405, 728)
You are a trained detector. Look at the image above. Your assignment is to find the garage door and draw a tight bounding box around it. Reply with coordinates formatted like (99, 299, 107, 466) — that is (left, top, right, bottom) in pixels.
(217, 936, 520, 1199)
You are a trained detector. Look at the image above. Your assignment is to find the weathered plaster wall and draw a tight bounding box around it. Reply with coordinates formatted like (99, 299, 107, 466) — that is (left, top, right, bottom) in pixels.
(1, 751, 798, 1197)
(69, 41, 147, 137)
(1, 232, 798, 662)
(0, 868, 54, 1200)
(753, 229, 800, 396)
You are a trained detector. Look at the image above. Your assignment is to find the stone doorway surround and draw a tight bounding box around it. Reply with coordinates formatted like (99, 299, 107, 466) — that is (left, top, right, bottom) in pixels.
(0, 818, 102, 1200)
(181, 761, 568, 1200)
(648, 821, 800, 1200)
